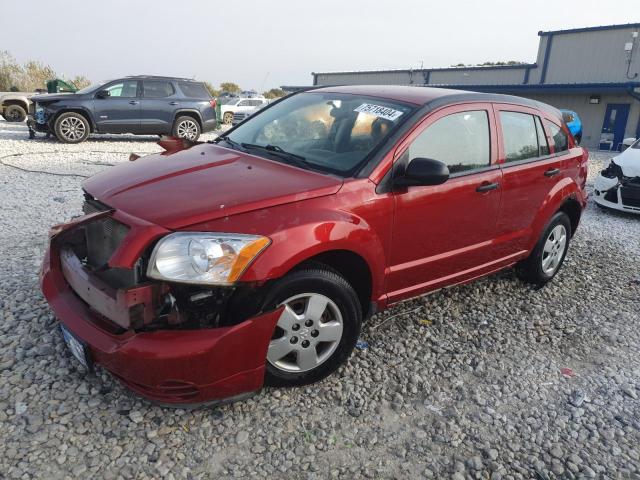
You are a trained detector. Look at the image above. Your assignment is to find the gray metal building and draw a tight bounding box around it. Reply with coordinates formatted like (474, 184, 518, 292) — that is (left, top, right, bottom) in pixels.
(308, 23, 640, 149)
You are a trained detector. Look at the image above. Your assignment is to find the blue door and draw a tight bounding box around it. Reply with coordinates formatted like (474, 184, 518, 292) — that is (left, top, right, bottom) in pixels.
(600, 103, 630, 150)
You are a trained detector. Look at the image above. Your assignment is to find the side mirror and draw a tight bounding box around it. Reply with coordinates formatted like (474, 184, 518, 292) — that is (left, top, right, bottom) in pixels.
(95, 90, 110, 99)
(395, 157, 449, 187)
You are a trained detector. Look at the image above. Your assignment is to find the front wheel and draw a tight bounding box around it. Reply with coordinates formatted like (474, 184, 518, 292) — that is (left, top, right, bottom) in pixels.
(516, 212, 571, 286)
(172, 116, 201, 141)
(263, 267, 362, 387)
(223, 112, 234, 124)
(54, 112, 90, 143)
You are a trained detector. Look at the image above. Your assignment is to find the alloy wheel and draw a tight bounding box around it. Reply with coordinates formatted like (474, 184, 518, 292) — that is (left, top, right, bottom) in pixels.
(59, 117, 86, 141)
(541, 224, 567, 275)
(177, 120, 198, 140)
(267, 293, 344, 373)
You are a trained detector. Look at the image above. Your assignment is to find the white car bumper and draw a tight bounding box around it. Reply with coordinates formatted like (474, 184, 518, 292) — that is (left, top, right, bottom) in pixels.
(593, 174, 640, 214)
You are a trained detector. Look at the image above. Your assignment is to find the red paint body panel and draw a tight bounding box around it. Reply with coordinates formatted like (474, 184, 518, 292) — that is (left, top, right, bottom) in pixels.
(83, 143, 342, 230)
(42, 241, 282, 404)
(41, 87, 589, 405)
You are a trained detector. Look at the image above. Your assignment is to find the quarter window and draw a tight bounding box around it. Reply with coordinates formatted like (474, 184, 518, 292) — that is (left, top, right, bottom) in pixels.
(535, 116, 550, 156)
(500, 111, 540, 162)
(143, 81, 175, 98)
(546, 121, 569, 152)
(406, 110, 490, 174)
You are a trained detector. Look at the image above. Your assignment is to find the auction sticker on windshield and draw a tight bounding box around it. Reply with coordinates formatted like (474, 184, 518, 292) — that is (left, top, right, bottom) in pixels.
(354, 104, 404, 121)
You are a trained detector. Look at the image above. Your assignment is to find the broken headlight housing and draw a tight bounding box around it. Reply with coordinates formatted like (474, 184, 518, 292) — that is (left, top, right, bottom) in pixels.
(147, 233, 270, 286)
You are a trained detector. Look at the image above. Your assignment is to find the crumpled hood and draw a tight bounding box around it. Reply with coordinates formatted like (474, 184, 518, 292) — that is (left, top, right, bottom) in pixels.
(83, 143, 343, 229)
(614, 147, 640, 178)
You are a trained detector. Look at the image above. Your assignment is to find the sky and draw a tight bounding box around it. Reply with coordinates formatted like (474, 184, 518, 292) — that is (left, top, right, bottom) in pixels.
(1, 0, 638, 91)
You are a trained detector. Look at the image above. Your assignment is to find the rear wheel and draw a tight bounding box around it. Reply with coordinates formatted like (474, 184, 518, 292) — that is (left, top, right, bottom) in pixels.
(516, 212, 571, 286)
(263, 267, 362, 387)
(172, 116, 201, 141)
(54, 112, 90, 143)
(4, 104, 27, 122)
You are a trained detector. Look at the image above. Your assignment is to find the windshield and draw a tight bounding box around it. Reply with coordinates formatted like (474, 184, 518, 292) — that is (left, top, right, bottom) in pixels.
(76, 81, 109, 95)
(224, 92, 414, 176)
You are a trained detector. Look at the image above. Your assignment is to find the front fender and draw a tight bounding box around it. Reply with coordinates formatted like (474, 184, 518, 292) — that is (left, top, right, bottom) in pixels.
(238, 210, 386, 301)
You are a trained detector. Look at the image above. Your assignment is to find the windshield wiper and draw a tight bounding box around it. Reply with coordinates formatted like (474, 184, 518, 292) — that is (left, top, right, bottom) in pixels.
(240, 143, 310, 169)
(212, 136, 245, 151)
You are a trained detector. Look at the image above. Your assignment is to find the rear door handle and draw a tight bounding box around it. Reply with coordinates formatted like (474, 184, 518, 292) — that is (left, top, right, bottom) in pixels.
(544, 168, 560, 177)
(476, 182, 499, 193)
(129, 100, 139, 105)
(169, 101, 179, 105)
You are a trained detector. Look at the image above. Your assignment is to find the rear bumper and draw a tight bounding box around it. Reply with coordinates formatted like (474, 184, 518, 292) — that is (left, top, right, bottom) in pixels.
(40, 215, 281, 405)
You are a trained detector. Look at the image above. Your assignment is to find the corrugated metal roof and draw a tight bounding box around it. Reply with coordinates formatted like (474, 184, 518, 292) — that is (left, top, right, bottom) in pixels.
(538, 22, 640, 36)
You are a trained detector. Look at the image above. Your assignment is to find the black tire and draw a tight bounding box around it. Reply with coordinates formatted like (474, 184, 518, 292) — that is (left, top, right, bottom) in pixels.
(54, 112, 90, 143)
(262, 267, 362, 387)
(172, 116, 201, 141)
(516, 212, 571, 286)
(4, 104, 27, 122)
(223, 112, 234, 124)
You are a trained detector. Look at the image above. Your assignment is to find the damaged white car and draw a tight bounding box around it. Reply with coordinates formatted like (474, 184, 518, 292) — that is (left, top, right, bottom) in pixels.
(594, 138, 640, 214)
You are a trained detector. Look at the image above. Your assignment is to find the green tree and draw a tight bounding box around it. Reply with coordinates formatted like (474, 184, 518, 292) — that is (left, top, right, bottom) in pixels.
(204, 81, 221, 97)
(0, 51, 22, 91)
(220, 82, 241, 93)
(70, 75, 91, 89)
(263, 88, 286, 99)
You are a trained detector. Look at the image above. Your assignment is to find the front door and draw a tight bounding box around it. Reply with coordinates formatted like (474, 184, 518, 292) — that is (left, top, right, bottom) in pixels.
(93, 80, 141, 134)
(600, 103, 630, 149)
(387, 104, 502, 304)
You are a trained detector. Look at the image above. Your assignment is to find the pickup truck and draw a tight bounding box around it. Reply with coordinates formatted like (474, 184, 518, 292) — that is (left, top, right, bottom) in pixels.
(0, 91, 33, 122)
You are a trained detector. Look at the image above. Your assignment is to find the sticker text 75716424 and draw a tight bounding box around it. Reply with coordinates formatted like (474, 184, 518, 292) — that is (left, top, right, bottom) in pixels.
(354, 104, 404, 122)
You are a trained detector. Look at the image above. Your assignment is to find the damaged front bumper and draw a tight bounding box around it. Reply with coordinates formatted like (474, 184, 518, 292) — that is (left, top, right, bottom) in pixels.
(40, 211, 282, 406)
(593, 166, 640, 214)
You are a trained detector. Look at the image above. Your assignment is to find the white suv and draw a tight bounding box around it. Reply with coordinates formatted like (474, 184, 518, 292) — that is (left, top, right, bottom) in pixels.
(220, 97, 269, 124)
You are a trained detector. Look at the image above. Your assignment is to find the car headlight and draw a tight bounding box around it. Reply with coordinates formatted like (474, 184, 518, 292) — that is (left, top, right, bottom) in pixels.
(147, 232, 270, 285)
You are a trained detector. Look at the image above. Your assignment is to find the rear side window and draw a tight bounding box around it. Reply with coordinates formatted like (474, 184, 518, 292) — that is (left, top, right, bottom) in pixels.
(500, 111, 540, 162)
(546, 121, 569, 152)
(407, 110, 490, 174)
(178, 82, 211, 98)
(143, 81, 175, 98)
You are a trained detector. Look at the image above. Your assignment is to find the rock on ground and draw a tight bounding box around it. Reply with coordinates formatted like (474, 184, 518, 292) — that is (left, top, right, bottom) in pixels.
(1, 120, 639, 478)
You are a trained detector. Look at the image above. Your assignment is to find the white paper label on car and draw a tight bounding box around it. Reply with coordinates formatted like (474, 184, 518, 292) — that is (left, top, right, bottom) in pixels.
(354, 104, 404, 121)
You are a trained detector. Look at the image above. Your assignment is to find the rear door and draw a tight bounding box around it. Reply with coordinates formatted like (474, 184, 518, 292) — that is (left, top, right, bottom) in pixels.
(492, 104, 569, 257)
(387, 104, 503, 303)
(139, 80, 180, 134)
(92, 80, 141, 133)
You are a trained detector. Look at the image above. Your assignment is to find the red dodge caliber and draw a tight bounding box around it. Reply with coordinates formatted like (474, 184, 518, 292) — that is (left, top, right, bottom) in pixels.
(41, 86, 588, 406)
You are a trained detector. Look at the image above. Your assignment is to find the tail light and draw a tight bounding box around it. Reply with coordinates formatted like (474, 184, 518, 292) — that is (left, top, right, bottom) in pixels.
(210, 99, 217, 109)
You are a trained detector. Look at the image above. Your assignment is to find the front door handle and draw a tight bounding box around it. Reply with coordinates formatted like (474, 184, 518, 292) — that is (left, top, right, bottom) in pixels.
(129, 100, 139, 105)
(169, 101, 179, 105)
(476, 182, 499, 193)
(544, 168, 560, 177)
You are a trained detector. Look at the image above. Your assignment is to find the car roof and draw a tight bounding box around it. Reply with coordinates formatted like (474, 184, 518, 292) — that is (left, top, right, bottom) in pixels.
(309, 85, 561, 118)
(124, 75, 200, 82)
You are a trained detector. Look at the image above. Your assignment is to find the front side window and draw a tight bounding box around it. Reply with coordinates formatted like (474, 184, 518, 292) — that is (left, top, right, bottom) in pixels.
(406, 110, 490, 174)
(104, 80, 138, 98)
(500, 111, 540, 162)
(143, 81, 175, 98)
(224, 92, 414, 177)
(546, 121, 569, 152)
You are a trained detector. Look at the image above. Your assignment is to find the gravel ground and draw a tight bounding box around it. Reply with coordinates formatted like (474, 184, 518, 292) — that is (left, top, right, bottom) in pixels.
(1, 119, 639, 480)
